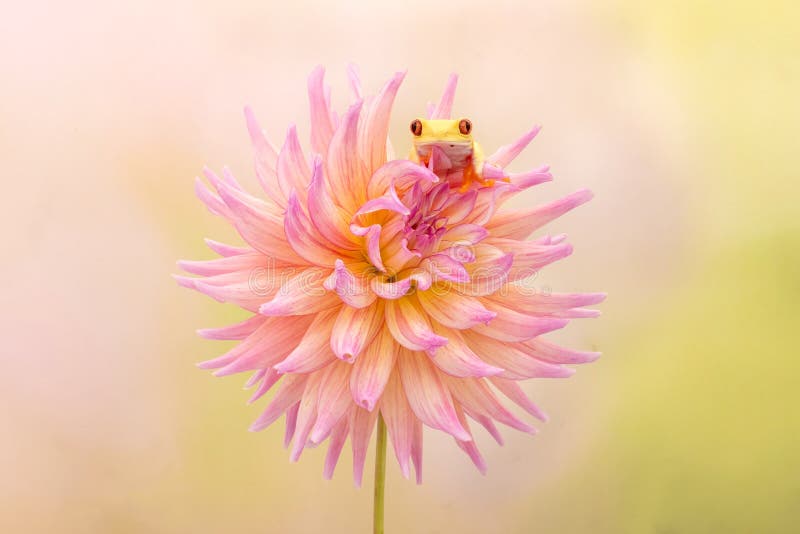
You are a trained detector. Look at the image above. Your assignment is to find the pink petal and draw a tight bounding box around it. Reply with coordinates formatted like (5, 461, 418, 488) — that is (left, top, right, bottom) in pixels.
(350, 327, 397, 411)
(380, 370, 414, 479)
(520, 338, 602, 364)
(417, 290, 496, 330)
(197, 314, 265, 340)
(289, 374, 323, 462)
(385, 296, 448, 351)
(207, 316, 314, 377)
(441, 223, 489, 246)
(247, 368, 282, 404)
(363, 224, 387, 273)
(323, 259, 377, 308)
(350, 406, 379, 487)
(370, 276, 412, 300)
(259, 267, 340, 316)
(325, 100, 366, 215)
(473, 299, 570, 342)
(360, 70, 406, 174)
(250, 374, 308, 432)
(204, 168, 300, 263)
(486, 125, 542, 168)
(330, 301, 383, 362)
(178, 252, 269, 277)
(420, 254, 470, 284)
(323, 419, 350, 479)
(430, 73, 458, 119)
(411, 418, 423, 483)
(489, 377, 548, 422)
(486, 287, 606, 316)
(310, 361, 353, 444)
(274, 308, 338, 374)
(463, 408, 505, 444)
(426, 327, 504, 378)
(397, 349, 470, 441)
(442, 375, 534, 433)
(486, 240, 574, 283)
(283, 402, 300, 448)
(307, 157, 359, 250)
(458, 245, 514, 297)
(284, 193, 344, 266)
(452, 404, 487, 475)
(244, 106, 283, 204)
(276, 124, 312, 202)
(462, 331, 574, 380)
(345, 63, 362, 99)
(366, 159, 438, 201)
(438, 189, 477, 225)
(204, 238, 251, 257)
(487, 189, 594, 240)
(308, 66, 336, 156)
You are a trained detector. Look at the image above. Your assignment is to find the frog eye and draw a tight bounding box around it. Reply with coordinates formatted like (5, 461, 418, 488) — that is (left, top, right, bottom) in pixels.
(410, 119, 423, 136)
(458, 119, 472, 135)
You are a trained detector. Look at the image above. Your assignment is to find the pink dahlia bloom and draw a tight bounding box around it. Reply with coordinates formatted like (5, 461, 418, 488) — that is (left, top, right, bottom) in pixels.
(177, 66, 603, 485)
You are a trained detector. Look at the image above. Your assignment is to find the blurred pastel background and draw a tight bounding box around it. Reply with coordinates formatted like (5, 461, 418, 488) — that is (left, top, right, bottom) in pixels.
(2, 0, 798, 532)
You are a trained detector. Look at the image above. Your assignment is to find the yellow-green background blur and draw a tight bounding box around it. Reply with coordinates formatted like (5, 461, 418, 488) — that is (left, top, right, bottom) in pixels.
(2, 1, 797, 532)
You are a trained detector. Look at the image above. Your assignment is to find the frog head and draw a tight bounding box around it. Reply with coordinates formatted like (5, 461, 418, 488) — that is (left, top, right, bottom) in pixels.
(410, 118, 474, 169)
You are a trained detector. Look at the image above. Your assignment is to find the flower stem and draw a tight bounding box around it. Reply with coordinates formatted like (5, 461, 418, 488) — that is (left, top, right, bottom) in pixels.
(373, 413, 387, 534)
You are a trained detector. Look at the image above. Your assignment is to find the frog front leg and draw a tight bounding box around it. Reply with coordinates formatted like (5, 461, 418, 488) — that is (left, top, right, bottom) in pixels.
(459, 142, 509, 192)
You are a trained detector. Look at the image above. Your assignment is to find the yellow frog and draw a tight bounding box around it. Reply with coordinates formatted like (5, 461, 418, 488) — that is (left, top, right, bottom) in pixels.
(408, 118, 506, 193)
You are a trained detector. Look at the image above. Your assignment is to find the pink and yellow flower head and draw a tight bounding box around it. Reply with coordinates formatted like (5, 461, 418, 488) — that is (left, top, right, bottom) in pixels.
(177, 66, 604, 485)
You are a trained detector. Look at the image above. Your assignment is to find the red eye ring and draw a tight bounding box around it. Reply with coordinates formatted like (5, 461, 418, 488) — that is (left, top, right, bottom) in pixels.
(458, 119, 472, 135)
(410, 119, 422, 136)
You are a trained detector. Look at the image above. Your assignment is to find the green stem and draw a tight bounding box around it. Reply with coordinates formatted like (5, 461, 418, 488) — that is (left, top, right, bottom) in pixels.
(373, 413, 387, 534)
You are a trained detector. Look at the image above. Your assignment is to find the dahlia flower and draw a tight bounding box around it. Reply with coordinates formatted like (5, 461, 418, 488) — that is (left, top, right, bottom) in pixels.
(176, 66, 603, 487)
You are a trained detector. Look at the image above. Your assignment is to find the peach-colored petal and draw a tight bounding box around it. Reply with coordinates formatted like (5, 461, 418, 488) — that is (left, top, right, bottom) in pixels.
(426, 326, 504, 378)
(417, 289, 496, 330)
(398, 350, 470, 441)
(323, 419, 349, 480)
(250, 374, 308, 432)
(330, 301, 383, 362)
(350, 406, 379, 487)
(462, 331, 574, 380)
(284, 193, 344, 266)
(385, 296, 448, 351)
(452, 404, 487, 475)
(360, 70, 405, 174)
(310, 361, 353, 444)
(442, 375, 534, 433)
(487, 189, 594, 240)
(276, 124, 311, 202)
(326, 100, 366, 214)
(323, 259, 377, 308)
(274, 309, 338, 374)
(197, 314, 265, 340)
(472, 299, 570, 342)
(307, 66, 336, 156)
(244, 106, 283, 205)
(307, 157, 360, 251)
(259, 267, 339, 316)
(203, 238, 251, 257)
(380, 370, 414, 479)
(489, 377, 549, 422)
(289, 373, 323, 462)
(350, 327, 397, 411)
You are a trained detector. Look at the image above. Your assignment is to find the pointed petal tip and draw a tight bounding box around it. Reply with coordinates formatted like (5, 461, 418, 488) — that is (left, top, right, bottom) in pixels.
(172, 274, 195, 289)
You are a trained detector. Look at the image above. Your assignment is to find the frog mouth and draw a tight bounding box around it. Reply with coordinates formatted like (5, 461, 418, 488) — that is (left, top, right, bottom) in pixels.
(415, 142, 472, 162)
